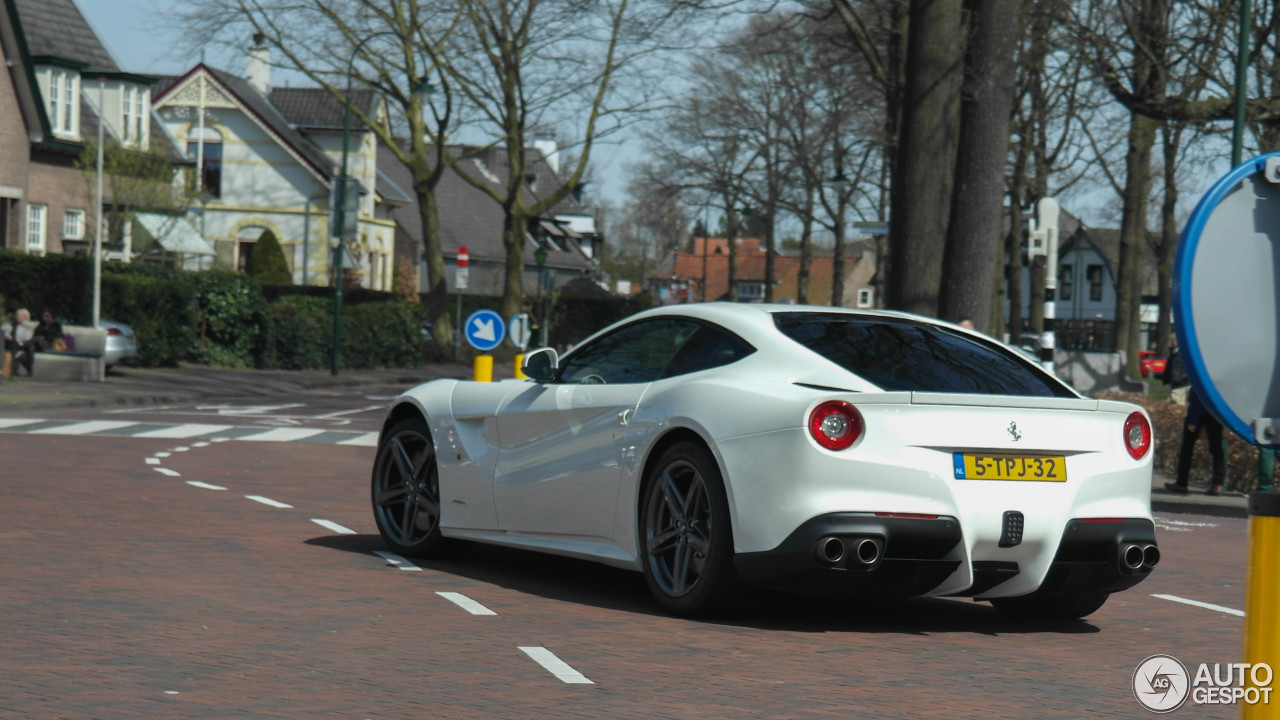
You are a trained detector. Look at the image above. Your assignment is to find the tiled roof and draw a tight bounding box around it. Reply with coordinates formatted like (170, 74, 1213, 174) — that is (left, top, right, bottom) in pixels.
(13, 0, 118, 73)
(270, 87, 375, 129)
(668, 237, 874, 304)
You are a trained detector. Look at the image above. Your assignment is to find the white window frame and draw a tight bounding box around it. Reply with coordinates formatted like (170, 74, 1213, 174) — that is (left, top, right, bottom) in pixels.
(135, 88, 148, 145)
(737, 281, 765, 302)
(857, 288, 873, 308)
(122, 86, 148, 145)
(63, 209, 85, 240)
(26, 204, 47, 255)
(46, 69, 79, 138)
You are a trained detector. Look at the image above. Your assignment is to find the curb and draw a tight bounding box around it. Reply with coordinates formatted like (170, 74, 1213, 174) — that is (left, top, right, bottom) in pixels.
(1152, 497, 1248, 520)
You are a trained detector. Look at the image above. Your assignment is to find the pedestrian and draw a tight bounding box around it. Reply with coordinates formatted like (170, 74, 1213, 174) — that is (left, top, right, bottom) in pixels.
(1164, 389, 1229, 496)
(1162, 335, 1190, 405)
(33, 309, 64, 351)
(4, 308, 35, 377)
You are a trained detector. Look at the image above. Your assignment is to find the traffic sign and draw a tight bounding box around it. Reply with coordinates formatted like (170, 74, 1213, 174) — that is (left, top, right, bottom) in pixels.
(457, 245, 469, 268)
(1176, 153, 1280, 446)
(464, 309, 504, 352)
(508, 313, 532, 349)
(455, 266, 469, 290)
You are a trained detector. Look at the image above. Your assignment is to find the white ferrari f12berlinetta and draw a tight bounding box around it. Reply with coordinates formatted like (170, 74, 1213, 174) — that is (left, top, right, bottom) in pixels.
(371, 304, 1157, 619)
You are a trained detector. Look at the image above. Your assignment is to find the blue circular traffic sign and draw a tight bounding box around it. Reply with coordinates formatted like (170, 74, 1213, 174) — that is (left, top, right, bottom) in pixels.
(464, 309, 505, 352)
(1176, 153, 1280, 446)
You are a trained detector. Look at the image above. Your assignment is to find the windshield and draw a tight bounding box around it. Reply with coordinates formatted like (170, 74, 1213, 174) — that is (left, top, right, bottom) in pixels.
(773, 312, 1075, 398)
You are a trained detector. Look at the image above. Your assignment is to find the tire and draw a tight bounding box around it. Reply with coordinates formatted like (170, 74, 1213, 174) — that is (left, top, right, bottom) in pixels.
(640, 441, 743, 617)
(371, 416, 464, 558)
(991, 592, 1109, 621)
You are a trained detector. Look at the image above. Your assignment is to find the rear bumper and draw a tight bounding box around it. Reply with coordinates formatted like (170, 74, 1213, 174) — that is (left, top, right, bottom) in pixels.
(732, 513, 1157, 598)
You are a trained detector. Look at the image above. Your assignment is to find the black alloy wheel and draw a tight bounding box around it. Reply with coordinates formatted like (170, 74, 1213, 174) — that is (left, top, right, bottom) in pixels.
(641, 441, 742, 617)
(372, 416, 453, 557)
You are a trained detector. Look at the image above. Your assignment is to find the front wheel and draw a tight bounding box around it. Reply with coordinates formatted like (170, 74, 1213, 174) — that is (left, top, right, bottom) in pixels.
(640, 441, 742, 617)
(991, 592, 1109, 621)
(371, 416, 464, 558)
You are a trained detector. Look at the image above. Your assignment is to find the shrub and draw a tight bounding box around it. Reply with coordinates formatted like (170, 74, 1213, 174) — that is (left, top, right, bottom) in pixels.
(341, 300, 427, 368)
(249, 229, 292, 286)
(269, 295, 331, 370)
(101, 273, 198, 366)
(189, 270, 272, 367)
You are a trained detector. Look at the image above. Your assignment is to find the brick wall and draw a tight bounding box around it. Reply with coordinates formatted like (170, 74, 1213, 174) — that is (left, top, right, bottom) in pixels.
(27, 148, 92, 256)
(0, 58, 32, 251)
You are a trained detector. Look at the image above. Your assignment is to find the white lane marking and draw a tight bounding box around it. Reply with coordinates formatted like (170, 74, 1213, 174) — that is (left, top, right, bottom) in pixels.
(0, 418, 43, 428)
(145, 458, 160, 465)
(29, 420, 137, 435)
(311, 519, 356, 535)
(153, 467, 181, 477)
(315, 405, 385, 419)
(245, 495, 293, 509)
(187, 481, 226, 491)
(236, 428, 326, 443)
(154, 452, 171, 458)
(338, 432, 379, 447)
(211, 438, 230, 443)
(1154, 516, 1221, 533)
(132, 424, 233, 439)
(192, 441, 210, 448)
(172, 446, 190, 452)
(196, 403, 306, 415)
(1153, 594, 1245, 617)
(373, 550, 422, 571)
(518, 646, 594, 684)
(437, 592, 497, 616)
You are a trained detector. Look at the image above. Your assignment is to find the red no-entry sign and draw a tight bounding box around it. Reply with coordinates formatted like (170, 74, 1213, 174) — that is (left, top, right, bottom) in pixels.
(457, 246, 469, 268)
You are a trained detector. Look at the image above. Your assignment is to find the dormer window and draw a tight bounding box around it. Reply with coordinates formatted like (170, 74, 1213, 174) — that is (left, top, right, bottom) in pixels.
(123, 86, 149, 145)
(46, 69, 79, 138)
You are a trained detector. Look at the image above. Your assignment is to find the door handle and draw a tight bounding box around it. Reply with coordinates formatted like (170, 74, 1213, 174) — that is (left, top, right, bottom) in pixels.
(617, 409, 633, 426)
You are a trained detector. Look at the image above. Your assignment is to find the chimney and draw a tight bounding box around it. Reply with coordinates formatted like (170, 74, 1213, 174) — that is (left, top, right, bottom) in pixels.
(247, 33, 271, 95)
(532, 138, 559, 174)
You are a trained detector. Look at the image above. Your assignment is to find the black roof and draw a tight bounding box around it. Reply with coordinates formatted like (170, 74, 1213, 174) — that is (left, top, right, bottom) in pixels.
(13, 0, 117, 73)
(270, 87, 376, 129)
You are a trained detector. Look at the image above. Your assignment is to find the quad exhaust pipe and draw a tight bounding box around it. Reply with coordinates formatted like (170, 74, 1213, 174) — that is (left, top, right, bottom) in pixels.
(1120, 543, 1160, 571)
(814, 536, 883, 568)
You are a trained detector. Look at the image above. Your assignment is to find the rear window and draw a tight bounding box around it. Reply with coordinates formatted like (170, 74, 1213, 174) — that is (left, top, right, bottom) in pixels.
(773, 312, 1075, 398)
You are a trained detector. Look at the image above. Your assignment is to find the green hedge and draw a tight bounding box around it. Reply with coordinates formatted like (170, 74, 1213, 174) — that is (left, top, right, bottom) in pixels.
(101, 274, 198, 366)
(269, 294, 426, 370)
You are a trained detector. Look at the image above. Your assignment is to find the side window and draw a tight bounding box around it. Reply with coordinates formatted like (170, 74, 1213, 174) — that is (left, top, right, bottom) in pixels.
(662, 325, 755, 378)
(559, 319, 699, 384)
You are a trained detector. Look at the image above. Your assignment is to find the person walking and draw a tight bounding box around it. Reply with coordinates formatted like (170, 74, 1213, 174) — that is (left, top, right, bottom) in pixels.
(1165, 388, 1229, 495)
(1163, 335, 1190, 405)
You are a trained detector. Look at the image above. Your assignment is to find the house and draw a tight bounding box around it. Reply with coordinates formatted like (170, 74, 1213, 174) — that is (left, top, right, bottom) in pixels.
(651, 237, 878, 307)
(0, 0, 198, 261)
(152, 41, 401, 288)
(1009, 208, 1163, 352)
(379, 141, 602, 297)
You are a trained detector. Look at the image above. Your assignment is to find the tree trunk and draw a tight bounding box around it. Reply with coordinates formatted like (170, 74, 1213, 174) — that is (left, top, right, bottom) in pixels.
(831, 194, 847, 307)
(417, 185, 452, 349)
(887, 0, 963, 316)
(1114, 112, 1157, 373)
(938, 0, 1021, 331)
(500, 209, 528, 321)
(1155, 121, 1179, 356)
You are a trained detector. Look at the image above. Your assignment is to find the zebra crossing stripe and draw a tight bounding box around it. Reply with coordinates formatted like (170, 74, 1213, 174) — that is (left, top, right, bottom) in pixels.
(2, 420, 377, 446)
(132, 424, 234, 439)
(29, 421, 138, 435)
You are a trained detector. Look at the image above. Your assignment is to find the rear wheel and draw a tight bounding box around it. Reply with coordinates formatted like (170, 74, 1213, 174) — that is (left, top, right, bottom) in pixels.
(991, 592, 1109, 621)
(641, 441, 742, 617)
(371, 416, 465, 558)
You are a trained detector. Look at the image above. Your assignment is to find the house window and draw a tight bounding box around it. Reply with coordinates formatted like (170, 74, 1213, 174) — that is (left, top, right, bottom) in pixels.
(1059, 264, 1072, 301)
(187, 137, 223, 198)
(63, 209, 85, 240)
(737, 281, 765, 302)
(123, 87, 148, 145)
(1087, 264, 1104, 302)
(857, 288, 873, 308)
(26, 204, 46, 255)
(47, 70, 78, 137)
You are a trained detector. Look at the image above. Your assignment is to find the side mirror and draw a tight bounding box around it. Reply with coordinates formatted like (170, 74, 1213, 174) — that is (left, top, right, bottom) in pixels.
(522, 347, 559, 382)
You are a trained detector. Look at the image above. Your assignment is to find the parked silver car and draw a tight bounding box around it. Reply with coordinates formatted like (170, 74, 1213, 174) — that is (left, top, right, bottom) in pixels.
(99, 319, 137, 367)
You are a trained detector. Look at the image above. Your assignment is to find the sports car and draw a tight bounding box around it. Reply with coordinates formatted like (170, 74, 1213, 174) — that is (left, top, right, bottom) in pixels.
(371, 303, 1158, 619)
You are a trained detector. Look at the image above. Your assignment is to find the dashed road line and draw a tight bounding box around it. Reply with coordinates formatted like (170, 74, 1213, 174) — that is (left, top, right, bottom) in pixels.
(245, 495, 293, 509)
(186, 481, 226, 491)
(145, 458, 160, 465)
(1153, 593, 1244, 617)
(132, 424, 233, 439)
(519, 646, 593, 684)
(373, 550, 421, 571)
(437, 592, 497, 616)
(311, 519, 357, 535)
(153, 467, 181, 477)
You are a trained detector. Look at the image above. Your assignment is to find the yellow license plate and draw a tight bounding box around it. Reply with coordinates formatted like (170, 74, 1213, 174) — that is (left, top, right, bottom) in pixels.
(952, 453, 1067, 482)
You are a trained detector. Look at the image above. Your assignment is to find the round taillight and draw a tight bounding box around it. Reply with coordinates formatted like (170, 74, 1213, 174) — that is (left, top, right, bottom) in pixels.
(808, 401, 863, 451)
(1124, 411, 1152, 460)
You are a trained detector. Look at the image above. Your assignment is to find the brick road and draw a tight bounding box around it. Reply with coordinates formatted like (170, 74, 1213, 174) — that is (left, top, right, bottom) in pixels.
(0, 433, 1250, 719)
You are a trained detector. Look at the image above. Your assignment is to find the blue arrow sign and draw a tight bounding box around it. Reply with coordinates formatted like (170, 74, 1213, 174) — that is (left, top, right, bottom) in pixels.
(464, 309, 505, 352)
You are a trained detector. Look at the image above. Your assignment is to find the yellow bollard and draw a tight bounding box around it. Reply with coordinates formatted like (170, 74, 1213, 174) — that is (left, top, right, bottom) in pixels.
(473, 355, 493, 382)
(1243, 492, 1280, 719)
(514, 353, 527, 379)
